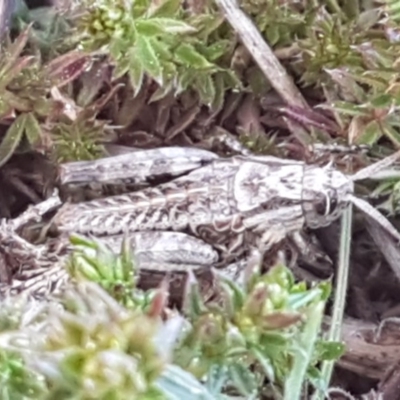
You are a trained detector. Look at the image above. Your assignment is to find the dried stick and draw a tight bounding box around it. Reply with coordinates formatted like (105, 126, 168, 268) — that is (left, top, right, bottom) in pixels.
(215, 0, 309, 109)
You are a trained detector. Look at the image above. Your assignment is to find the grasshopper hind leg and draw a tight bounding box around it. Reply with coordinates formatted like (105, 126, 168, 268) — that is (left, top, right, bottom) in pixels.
(288, 231, 334, 279)
(249, 232, 334, 283)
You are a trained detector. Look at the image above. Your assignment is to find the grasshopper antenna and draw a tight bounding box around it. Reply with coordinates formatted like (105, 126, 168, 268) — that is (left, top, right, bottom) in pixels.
(350, 149, 400, 181)
(348, 195, 400, 242)
(347, 149, 400, 241)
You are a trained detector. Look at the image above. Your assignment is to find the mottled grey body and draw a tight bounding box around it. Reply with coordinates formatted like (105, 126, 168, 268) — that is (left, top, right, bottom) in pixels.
(2, 146, 399, 299)
(55, 154, 354, 259)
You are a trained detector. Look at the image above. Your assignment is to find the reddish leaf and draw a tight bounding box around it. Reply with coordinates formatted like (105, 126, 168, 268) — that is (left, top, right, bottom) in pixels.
(147, 278, 170, 318)
(45, 51, 91, 88)
(277, 105, 339, 135)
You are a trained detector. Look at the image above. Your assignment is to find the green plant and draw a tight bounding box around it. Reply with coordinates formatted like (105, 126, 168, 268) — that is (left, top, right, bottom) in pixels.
(0, 27, 113, 164)
(63, 236, 345, 397)
(0, 235, 344, 399)
(71, 0, 241, 106)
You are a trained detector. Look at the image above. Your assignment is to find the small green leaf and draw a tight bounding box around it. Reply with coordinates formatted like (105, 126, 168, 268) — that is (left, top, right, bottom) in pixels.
(259, 332, 288, 351)
(218, 275, 246, 312)
(284, 299, 326, 400)
(175, 68, 195, 95)
(146, 0, 181, 18)
(183, 273, 207, 319)
(109, 36, 129, 60)
(251, 345, 275, 381)
(175, 44, 213, 69)
(189, 14, 225, 39)
(194, 73, 216, 106)
(317, 280, 332, 301)
(149, 36, 174, 61)
(210, 72, 226, 112)
(0, 26, 31, 81)
(355, 120, 382, 145)
(228, 362, 258, 396)
(135, 19, 167, 36)
(288, 287, 324, 310)
(113, 57, 130, 80)
(0, 114, 27, 168)
(0, 56, 34, 90)
(307, 365, 326, 391)
(204, 365, 229, 395)
(197, 40, 231, 61)
(350, 71, 388, 91)
(266, 24, 281, 46)
(330, 101, 368, 117)
(356, 9, 382, 31)
(72, 239, 116, 282)
(156, 364, 215, 400)
(315, 341, 346, 361)
(135, 36, 163, 83)
(369, 93, 394, 108)
(264, 264, 294, 289)
(128, 52, 145, 96)
(69, 254, 102, 281)
(24, 112, 42, 147)
(153, 18, 197, 34)
(149, 80, 174, 103)
(69, 234, 98, 249)
(383, 123, 400, 147)
(221, 69, 242, 91)
(129, 0, 148, 18)
(120, 237, 136, 281)
(136, 18, 196, 35)
(247, 66, 270, 96)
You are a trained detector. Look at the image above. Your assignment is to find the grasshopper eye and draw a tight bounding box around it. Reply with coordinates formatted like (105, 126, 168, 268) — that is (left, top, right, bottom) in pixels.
(314, 195, 328, 216)
(329, 197, 338, 214)
(314, 192, 338, 216)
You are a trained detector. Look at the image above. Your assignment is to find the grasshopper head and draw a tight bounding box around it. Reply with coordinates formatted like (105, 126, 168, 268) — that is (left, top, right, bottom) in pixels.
(302, 164, 354, 228)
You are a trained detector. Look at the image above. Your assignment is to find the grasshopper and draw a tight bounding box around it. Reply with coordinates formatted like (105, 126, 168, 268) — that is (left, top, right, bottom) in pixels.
(1, 146, 400, 299)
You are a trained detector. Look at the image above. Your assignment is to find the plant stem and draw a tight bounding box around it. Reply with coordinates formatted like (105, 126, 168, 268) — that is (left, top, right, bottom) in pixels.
(314, 205, 353, 399)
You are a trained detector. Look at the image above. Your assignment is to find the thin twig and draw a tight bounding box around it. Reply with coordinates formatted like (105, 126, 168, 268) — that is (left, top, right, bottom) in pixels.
(215, 0, 309, 109)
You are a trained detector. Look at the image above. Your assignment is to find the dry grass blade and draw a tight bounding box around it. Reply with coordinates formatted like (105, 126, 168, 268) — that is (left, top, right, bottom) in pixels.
(350, 195, 400, 243)
(215, 0, 308, 109)
(365, 218, 400, 284)
(337, 317, 400, 381)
